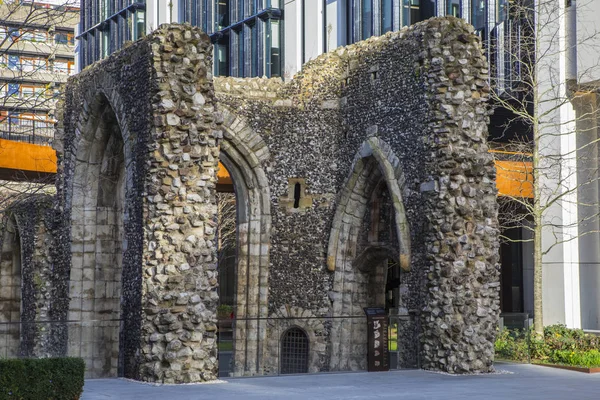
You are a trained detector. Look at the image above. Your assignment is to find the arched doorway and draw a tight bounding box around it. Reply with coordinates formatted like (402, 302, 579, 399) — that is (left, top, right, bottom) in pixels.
(0, 215, 21, 358)
(328, 138, 411, 371)
(216, 161, 237, 376)
(68, 93, 126, 378)
(280, 327, 309, 374)
(215, 108, 272, 376)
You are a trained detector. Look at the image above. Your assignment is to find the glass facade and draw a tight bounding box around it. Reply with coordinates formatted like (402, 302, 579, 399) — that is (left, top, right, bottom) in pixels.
(79, 0, 514, 82)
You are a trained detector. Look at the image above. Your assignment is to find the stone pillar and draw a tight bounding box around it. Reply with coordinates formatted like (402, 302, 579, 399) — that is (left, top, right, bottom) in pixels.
(419, 20, 500, 373)
(139, 25, 222, 383)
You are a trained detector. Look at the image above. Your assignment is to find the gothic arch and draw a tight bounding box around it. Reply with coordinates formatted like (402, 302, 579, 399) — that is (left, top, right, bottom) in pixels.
(327, 137, 411, 371)
(65, 84, 139, 378)
(218, 107, 271, 376)
(0, 214, 21, 358)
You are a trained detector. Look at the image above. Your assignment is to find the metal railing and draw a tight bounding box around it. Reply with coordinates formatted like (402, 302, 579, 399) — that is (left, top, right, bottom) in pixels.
(0, 118, 54, 145)
(1, 315, 413, 378)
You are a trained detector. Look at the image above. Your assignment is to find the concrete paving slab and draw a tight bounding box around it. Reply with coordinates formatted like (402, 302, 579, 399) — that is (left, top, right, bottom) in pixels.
(82, 363, 600, 400)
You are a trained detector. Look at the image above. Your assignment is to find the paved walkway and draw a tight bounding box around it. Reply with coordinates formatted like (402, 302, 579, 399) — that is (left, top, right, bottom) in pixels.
(82, 363, 600, 400)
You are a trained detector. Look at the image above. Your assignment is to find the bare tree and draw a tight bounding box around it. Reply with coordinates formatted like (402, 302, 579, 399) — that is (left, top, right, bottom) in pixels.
(0, 0, 79, 145)
(490, 0, 600, 334)
(216, 192, 236, 266)
(0, 0, 78, 215)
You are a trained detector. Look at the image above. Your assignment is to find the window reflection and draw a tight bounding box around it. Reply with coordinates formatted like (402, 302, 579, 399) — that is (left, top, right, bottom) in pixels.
(446, 0, 461, 17)
(217, 0, 230, 29)
(471, 0, 486, 30)
(381, 0, 393, 34)
(216, 36, 230, 76)
(362, 0, 373, 40)
(270, 20, 281, 77)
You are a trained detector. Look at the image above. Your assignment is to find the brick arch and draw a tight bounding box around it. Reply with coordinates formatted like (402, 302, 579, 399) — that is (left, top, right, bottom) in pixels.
(218, 107, 271, 376)
(64, 84, 141, 378)
(327, 137, 411, 371)
(264, 305, 327, 374)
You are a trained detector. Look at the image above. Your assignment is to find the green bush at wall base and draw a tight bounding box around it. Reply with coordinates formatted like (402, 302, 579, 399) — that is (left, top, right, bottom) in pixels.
(495, 324, 600, 368)
(0, 357, 85, 400)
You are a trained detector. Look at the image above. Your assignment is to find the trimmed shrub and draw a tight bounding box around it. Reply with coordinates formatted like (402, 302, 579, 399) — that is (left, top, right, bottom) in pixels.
(496, 324, 600, 368)
(0, 357, 85, 400)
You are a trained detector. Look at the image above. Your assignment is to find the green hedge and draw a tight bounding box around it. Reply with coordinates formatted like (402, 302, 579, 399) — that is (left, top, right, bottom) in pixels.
(496, 324, 600, 368)
(0, 357, 85, 400)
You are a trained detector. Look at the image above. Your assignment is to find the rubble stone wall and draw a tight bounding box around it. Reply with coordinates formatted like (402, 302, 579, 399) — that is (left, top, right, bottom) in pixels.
(0, 17, 499, 381)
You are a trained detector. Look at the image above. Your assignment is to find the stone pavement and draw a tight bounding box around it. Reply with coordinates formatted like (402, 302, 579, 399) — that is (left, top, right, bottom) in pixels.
(82, 363, 600, 400)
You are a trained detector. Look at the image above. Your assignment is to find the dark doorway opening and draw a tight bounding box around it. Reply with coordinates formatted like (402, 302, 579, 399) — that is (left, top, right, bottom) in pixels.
(280, 327, 309, 374)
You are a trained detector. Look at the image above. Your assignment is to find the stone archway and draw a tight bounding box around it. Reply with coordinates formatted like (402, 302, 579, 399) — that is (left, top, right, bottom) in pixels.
(218, 107, 271, 376)
(67, 92, 129, 378)
(327, 137, 411, 371)
(0, 214, 21, 358)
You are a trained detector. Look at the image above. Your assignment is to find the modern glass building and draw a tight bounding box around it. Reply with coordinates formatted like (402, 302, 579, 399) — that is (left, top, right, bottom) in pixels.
(79, 0, 514, 80)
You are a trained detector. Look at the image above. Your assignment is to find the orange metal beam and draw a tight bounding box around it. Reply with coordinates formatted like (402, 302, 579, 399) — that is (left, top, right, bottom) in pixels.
(495, 159, 534, 199)
(0, 138, 57, 181)
(0, 141, 533, 199)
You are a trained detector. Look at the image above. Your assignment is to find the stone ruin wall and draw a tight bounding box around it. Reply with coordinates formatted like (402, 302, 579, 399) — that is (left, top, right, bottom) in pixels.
(214, 17, 499, 373)
(0, 17, 499, 381)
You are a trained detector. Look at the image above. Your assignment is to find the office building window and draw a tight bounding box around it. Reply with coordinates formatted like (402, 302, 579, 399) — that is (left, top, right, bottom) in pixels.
(497, 0, 508, 22)
(269, 19, 281, 77)
(361, 0, 373, 40)
(216, 36, 230, 76)
(102, 30, 110, 58)
(8, 83, 19, 97)
(217, 0, 230, 30)
(471, 0, 486, 31)
(134, 10, 145, 40)
(55, 31, 75, 45)
(402, 0, 435, 27)
(446, 0, 461, 17)
(250, 23, 258, 77)
(381, 0, 393, 34)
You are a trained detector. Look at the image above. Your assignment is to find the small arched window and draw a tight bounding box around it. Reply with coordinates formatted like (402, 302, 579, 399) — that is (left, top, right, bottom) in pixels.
(280, 327, 309, 374)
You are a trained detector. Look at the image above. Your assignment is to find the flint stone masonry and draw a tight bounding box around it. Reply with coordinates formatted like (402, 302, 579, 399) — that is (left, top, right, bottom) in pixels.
(0, 17, 499, 381)
(0, 196, 54, 358)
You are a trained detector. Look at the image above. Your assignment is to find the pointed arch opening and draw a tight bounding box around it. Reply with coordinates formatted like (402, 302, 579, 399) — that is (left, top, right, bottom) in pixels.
(0, 215, 21, 358)
(327, 137, 411, 371)
(216, 108, 271, 377)
(68, 92, 128, 378)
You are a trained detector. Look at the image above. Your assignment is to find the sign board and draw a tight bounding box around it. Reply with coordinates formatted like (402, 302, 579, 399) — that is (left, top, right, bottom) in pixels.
(363, 307, 389, 372)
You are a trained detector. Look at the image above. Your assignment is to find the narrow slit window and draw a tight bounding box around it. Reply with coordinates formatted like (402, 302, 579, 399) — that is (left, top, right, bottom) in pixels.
(293, 183, 301, 208)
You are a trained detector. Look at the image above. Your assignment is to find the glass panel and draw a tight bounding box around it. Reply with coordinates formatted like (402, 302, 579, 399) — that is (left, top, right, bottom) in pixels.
(179, 0, 187, 23)
(8, 83, 19, 96)
(361, 0, 372, 40)
(381, 0, 393, 33)
(402, 0, 418, 26)
(471, 0, 486, 30)
(217, 0, 230, 29)
(134, 10, 146, 40)
(446, 0, 460, 17)
(497, 0, 508, 22)
(270, 20, 281, 77)
(54, 61, 69, 73)
(216, 37, 230, 76)
(251, 24, 258, 77)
